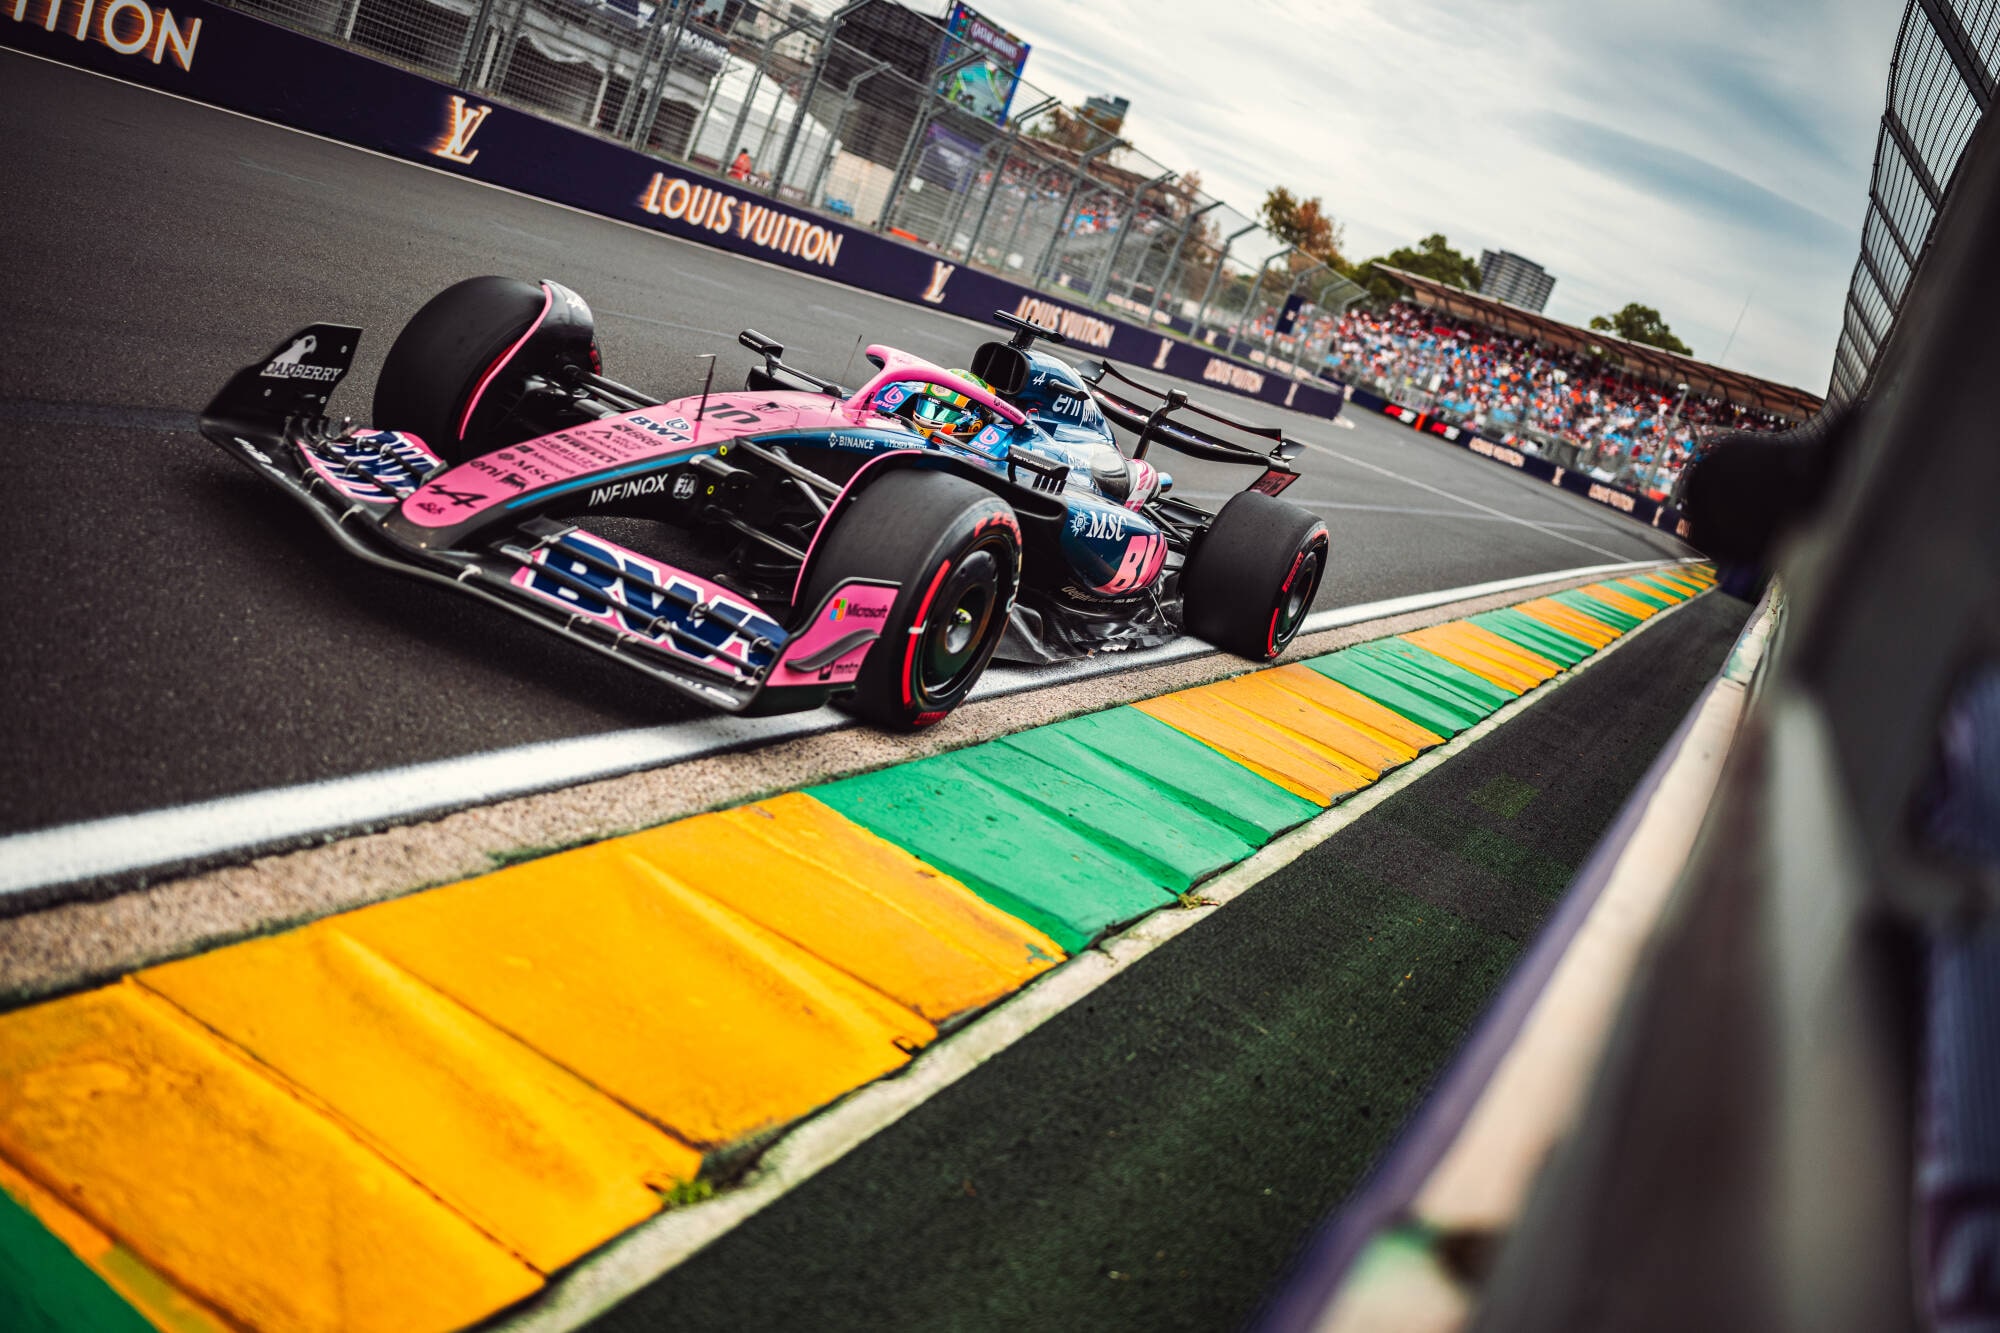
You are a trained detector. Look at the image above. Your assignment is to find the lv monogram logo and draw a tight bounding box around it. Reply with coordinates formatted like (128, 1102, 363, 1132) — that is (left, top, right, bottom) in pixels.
(432, 95, 492, 165)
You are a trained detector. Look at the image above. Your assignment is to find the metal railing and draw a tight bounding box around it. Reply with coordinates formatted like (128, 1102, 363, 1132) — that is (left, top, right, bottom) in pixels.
(212, 0, 1369, 373)
(1829, 0, 1997, 404)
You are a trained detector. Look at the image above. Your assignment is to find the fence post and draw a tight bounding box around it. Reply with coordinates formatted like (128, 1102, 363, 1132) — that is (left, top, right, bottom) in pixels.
(1145, 199, 1221, 329)
(878, 50, 987, 234)
(629, 0, 698, 150)
(456, 0, 498, 85)
(1090, 169, 1175, 305)
(1225, 249, 1289, 359)
(960, 96, 1057, 265)
(806, 58, 891, 208)
(1192, 221, 1256, 340)
(767, 0, 869, 199)
(1034, 137, 1122, 288)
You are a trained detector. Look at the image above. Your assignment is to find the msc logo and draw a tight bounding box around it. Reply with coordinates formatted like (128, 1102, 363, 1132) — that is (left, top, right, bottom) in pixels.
(1069, 507, 1127, 541)
(921, 262, 955, 305)
(431, 95, 492, 165)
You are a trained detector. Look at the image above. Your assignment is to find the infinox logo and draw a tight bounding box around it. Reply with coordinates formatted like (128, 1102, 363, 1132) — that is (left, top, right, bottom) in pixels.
(641, 174, 845, 269)
(431, 95, 491, 165)
(10, 0, 201, 69)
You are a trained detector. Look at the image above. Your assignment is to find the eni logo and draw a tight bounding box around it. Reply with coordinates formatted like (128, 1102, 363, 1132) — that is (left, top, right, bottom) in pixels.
(921, 261, 954, 305)
(431, 95, 492, 165)
(9, 0, 201, 68)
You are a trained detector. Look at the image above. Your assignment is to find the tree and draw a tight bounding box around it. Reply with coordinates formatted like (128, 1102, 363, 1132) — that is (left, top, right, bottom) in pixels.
(1348, 233, 1481, 303)
(1259, 186, 1346, 267)
(1025, 103, 1121, 154)
(1589, 304, 1693, 356)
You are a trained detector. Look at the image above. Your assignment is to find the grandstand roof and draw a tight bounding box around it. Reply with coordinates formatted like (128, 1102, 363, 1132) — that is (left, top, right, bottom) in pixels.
(1375, 266, 1824, 421)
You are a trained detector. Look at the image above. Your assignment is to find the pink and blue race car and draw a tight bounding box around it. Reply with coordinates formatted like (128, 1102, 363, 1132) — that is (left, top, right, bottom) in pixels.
(201, 277, 1328, 729)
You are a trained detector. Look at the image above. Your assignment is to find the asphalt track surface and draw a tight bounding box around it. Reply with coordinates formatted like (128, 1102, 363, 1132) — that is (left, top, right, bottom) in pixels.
(0, 52, 1693, 836)
(594, 590, 1752, 1333)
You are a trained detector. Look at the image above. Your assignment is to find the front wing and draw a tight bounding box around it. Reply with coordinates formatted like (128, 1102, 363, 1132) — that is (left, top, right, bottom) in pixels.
(203, 415, 894, 716)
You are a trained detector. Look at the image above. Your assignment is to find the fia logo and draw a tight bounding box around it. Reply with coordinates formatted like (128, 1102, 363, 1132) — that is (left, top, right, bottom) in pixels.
(1152, 338, 1171, 370)
(672, 473, 698, 499)
(432, 95, 492, 165)
(921, 261, 955, 305)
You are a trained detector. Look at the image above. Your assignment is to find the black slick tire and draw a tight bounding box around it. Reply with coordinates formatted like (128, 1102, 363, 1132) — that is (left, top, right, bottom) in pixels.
(1182, 490, 1329, 659)
(373, 276, 547, 464)
(801, 470, 1021, 730)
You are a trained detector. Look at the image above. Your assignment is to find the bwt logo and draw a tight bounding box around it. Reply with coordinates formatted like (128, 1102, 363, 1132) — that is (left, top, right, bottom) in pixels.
(431, 95, 492, 165)
(10, 0, 202, 69)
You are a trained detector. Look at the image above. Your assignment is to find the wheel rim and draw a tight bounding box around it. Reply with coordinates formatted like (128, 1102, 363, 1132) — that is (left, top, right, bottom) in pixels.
(918, 545, 1003, 700)
(1272, 543, 1325, 649)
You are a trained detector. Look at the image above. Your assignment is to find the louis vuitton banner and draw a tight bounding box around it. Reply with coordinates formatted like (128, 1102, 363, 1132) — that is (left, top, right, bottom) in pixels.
(3, 0, 1351, 426)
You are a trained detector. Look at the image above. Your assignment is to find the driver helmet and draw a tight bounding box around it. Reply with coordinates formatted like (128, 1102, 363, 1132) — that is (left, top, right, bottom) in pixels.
(909, 373, 992, 443)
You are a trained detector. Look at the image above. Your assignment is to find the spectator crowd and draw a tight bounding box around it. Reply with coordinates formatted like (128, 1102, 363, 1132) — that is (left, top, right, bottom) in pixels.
(1318, 303, 1790, 496)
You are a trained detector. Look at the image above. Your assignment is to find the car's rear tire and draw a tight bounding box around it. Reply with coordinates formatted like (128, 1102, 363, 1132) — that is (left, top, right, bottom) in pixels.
(801, 470, 1021, 730)
(1182, 491, 1329, 659)
(373, 276, 548, 464)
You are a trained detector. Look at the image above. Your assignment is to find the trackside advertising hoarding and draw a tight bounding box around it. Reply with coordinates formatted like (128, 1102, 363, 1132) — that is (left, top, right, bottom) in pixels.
(1, 0, 1345, 425)
(1345, 387, 1691, 535)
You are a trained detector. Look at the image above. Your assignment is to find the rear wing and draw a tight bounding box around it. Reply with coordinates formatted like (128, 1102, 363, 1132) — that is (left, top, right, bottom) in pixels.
(1077, 359, 1304, 472)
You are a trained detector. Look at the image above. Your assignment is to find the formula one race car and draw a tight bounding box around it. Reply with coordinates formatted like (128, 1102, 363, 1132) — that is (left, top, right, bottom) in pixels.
(201, 277, 1328, 729)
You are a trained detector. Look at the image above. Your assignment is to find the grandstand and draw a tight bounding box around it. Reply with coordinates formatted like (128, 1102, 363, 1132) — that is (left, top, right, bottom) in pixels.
(1325, 268, 1823, 498)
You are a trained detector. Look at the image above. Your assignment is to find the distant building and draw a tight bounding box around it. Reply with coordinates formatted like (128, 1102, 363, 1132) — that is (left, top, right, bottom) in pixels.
(1479, 249, 1556, 312)
(1081, 94, 1129, 138)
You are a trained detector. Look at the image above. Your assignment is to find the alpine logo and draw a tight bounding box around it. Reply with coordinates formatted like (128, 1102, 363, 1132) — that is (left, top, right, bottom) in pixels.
(260, 334, 343, 381)
(921, 261, 955, 304)
(431, 95, 492, 165)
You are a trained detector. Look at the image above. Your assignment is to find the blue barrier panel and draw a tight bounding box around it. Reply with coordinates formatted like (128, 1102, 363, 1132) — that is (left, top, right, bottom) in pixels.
(1, 0, 1347, 424)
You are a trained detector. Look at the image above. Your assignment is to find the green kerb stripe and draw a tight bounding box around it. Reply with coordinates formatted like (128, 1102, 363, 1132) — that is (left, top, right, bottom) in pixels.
(1469, 608, 1594, 667)
(0, 1187, 152, 1333)
(1553, 588, 1641, 631)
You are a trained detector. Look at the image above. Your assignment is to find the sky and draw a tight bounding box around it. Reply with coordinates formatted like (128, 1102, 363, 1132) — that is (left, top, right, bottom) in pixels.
(979, 0, 1906, 393)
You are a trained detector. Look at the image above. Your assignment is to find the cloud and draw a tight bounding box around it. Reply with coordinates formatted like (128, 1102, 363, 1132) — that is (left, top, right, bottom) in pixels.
(1525, 110, 1852, 251)
(981, 0, 1904, 391)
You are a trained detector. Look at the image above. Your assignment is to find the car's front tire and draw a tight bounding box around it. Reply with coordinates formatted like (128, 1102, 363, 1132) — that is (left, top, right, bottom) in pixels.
(373, 276, 549, 464)
(1182, 490, 1329, 659)
(801, 470, 1021, 730)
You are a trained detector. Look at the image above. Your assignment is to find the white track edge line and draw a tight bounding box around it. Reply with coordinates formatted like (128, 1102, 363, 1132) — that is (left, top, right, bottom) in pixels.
(0, 560, 1687, 898)
(493, 584, 1708, 1332)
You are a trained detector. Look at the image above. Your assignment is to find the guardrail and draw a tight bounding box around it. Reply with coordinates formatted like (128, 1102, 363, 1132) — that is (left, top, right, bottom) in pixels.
(2, 0, 1351, 423)
(1828, 0, 1997, 405)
